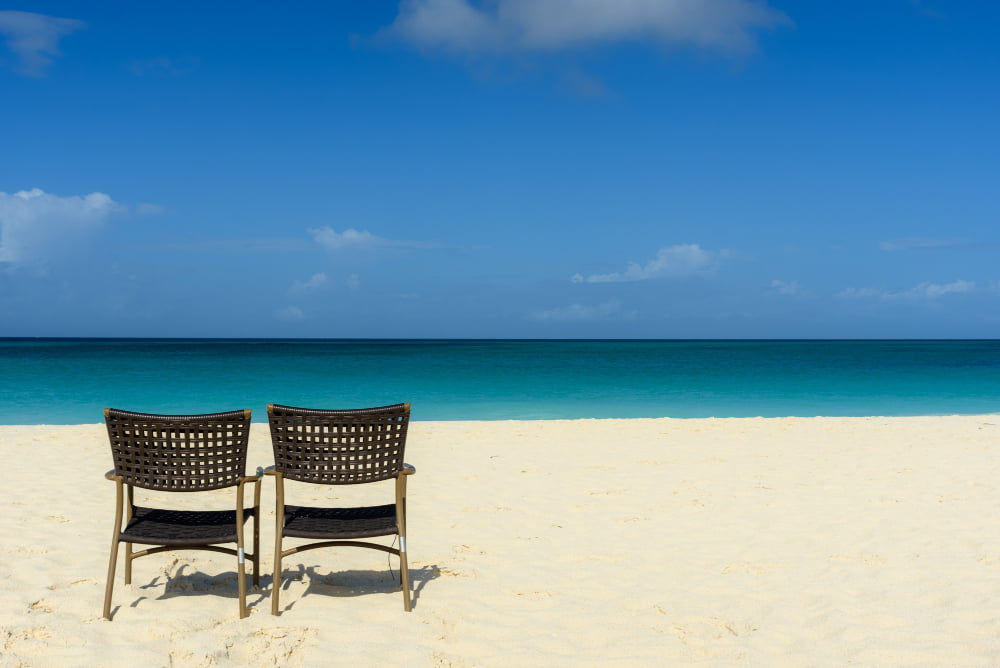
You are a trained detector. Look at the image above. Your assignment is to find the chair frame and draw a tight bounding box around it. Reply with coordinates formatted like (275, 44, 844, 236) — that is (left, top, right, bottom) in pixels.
(266, 402, 415, 614)
(102, 408, 262, 620)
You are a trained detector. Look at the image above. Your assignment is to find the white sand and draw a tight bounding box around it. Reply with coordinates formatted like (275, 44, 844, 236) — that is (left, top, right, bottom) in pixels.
(2, 416, 1000, 666)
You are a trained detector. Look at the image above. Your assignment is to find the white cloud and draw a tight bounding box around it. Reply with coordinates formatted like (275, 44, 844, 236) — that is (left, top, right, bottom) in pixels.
(0, 188, 122, 265)
(572, 244, 722, 283)
(838, 280, 976, 301)
(309, 226, 381, 250)
(308, 225, 439, 252)
(0, 10, 84, 76)
(383, 0, 788, 54)
(534, 299, 626, 321)
(290, 272, 328, 294)
(347, 273, 361, 290)
(920, 280, 975, 299)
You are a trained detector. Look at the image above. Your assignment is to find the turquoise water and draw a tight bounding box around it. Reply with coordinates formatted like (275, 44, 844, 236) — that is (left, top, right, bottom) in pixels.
(1, 339, 999, 424)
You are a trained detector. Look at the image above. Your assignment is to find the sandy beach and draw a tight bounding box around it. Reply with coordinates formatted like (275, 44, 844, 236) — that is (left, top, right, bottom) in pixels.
(2, 415, 1000, 666)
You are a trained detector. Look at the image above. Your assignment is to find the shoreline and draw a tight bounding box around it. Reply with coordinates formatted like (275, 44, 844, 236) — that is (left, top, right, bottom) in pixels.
(3, 415, 1000, 665)
(1, 411, 999, 427)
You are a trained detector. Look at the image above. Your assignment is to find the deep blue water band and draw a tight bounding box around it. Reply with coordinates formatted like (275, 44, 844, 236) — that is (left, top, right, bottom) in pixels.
(1, 339, 999, 424)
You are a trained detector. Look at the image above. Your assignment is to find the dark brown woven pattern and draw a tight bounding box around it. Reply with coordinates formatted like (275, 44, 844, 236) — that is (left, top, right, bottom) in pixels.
(282, 504, 397, 539)
(267, 403, 409, 485)
(121, 506, 256, 546)
(105, 408, 252, 491)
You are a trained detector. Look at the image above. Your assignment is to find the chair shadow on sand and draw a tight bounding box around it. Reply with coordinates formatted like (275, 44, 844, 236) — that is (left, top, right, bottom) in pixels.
(273, 563, 441, 613)
(118, 562, 441, 614)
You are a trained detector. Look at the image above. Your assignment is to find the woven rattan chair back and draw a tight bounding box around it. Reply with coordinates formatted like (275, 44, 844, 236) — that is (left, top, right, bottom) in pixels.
(105, 408, 253, 491)
(267, 403, 409, 485)
(102, 407, 261, 620)
(266, 402, 415, 614)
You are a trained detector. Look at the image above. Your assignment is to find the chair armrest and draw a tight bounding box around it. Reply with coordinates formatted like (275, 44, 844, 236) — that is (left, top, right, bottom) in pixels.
(105, 470, 121, 481)
(399, 464, 416, 476)
(239, 467, 265, 484)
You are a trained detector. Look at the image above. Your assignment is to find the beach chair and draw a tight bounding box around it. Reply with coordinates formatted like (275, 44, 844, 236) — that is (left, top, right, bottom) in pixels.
(102, 408, 261, 620)
(265, 403, 415, 614)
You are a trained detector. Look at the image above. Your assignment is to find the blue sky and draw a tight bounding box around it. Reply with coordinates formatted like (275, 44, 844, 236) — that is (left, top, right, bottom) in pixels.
(1, 1, 998, 338)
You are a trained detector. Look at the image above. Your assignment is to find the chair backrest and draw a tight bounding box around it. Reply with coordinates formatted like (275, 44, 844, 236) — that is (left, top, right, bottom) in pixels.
(104, 408, 252, 491)
(267, 403, 410, 485)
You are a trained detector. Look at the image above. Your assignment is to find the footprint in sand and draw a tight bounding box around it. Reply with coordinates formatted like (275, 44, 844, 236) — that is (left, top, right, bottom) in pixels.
(28, 599, 54, 613)
(507, 590, 552, 600)
(720, 561, 785, 575)
(829, 553, 886, 566)
(4, 625, 53, 651)
(47, 578, 98, 591)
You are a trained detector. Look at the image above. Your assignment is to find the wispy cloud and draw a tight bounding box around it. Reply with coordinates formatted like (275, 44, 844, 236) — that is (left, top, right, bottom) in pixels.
(290, 272, 328, 294)
(0, 188, 122, 266)
(910, 0, 945, 19)
(381, 0, 789, 54)
(274, 306, 305, 321)
(920, 281, 975, 298)
(171, 226, 434, 255)
(129, 56, 200, 77)
(0, 10, 84, 76)
(769, 279, 806, 296)
(135, 203, 169, 216)
(167, 238, 312, 253)
(838, 280, 976, 301)
(308, 226, 438, 252)
(533, 299, 628, 322)
(879, 237, 968, 251)
(572, 244, 723, 284)
(309, 227, 382, 250)
(558, 67, 610, 98)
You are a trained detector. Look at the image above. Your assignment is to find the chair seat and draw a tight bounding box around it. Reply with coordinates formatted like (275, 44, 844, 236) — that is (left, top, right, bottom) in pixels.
(282, 504, 398, 539)
(121, 506, 255, 546)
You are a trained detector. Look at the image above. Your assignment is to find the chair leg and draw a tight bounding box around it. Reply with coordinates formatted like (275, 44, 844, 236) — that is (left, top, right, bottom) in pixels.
(400, 536, 412, 612)
(104, 479, 124, 621)
(396, 485, 412, 612)
(272, 481, 285, 616)
(124, 485, 133, 585)
(236, 507, 249, 619)
(103, 539, 119, 620)
(252, 513, 261, 588)
(271, 536, 283, 615)
(237, 545, 248, 619)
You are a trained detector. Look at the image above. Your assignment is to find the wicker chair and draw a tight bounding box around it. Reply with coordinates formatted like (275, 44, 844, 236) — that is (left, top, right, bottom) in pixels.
(266, 403, 415, 614)
(102, 408, 261, 620)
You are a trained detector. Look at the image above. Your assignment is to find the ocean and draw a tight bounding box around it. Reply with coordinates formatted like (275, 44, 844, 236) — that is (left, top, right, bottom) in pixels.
(1, 339, 999, 424)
